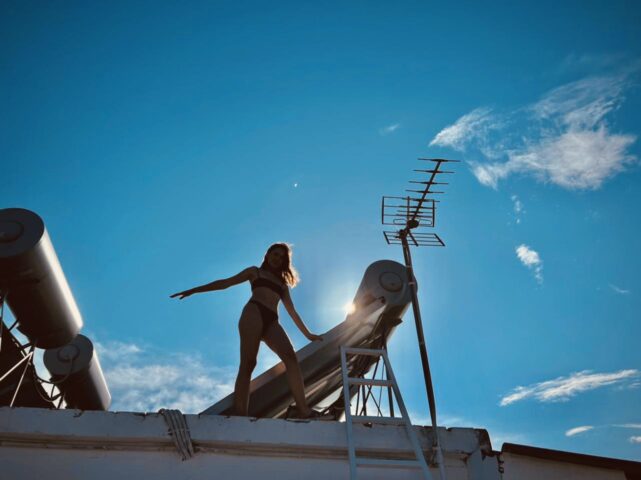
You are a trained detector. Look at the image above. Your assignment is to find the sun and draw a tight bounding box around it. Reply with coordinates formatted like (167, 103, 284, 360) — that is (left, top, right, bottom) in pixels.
(344, 302, 356, 315)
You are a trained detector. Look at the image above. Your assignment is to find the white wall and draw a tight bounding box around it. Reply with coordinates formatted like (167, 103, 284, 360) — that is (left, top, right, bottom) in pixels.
(0, 407, 499, 480)
(501, 453, 626, 480)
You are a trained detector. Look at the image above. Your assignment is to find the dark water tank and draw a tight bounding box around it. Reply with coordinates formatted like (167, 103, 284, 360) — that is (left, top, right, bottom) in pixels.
(0, 208, 83, 348)
(44, 334, 111, 411)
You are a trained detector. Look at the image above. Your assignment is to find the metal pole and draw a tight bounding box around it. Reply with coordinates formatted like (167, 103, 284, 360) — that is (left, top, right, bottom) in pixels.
(0, 351, 32, 384)
(400, 234, 438, 424)
(0, 289, 5, 354)
(400, 231, 447, 478)
(10, 345, 35, 407)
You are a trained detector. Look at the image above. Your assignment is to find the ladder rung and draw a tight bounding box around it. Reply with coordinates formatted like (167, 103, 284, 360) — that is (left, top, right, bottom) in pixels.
(342, 347, 384, 357)
(352, 415, 407, 426)
(341, 344, 434, 480)
(356, 458, 423, 468)
(348, 378, 393, 387)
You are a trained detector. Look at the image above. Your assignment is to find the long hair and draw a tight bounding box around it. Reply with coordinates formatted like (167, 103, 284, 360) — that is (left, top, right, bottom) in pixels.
(260, 243, 299, 287)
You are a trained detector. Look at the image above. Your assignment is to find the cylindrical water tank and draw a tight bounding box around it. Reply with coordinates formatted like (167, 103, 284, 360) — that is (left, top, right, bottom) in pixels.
(44, 334, 111, 411)
(0, 208, 83, 348)
(353, 259, 412, 319)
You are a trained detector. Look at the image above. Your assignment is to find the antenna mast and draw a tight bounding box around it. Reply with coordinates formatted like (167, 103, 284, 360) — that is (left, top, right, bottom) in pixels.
(381, 157, 459, 478)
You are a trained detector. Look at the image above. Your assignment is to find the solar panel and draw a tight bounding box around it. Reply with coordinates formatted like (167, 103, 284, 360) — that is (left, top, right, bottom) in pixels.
(200, 260, 413, 418)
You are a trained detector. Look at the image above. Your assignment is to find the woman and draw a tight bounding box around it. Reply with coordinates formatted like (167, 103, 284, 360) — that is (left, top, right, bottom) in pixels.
(170, 243, 323, 418)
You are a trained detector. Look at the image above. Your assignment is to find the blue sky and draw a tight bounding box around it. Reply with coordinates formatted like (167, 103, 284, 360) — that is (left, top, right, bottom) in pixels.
(2, 0, 641, 461)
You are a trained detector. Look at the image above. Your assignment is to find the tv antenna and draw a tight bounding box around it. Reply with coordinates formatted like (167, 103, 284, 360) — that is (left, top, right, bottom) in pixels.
(381, 157, 459, 479)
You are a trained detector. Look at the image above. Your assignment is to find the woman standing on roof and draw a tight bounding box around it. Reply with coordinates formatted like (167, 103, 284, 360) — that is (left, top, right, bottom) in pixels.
(170, 243, 323, 418)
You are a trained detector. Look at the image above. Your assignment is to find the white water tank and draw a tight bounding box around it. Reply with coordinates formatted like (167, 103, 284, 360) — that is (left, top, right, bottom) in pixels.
(0, 208, 83, 348)
(44, 334, 111, 411)
(352, 259, 412, 319)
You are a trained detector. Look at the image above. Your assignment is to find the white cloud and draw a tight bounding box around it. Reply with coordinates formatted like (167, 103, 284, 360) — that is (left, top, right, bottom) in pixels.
(565, 425, 594, 437)
(511, 195, 524, 223)
(500, 127, 635, 190)
(511, 195, 523, 215)
(96, 340, 234, 413)
(410, 412, 467, 427)
(489, 429, 529, 449)
(469, 161, 511, 189)
(610, 284, 630, 295)
(379, 123, 401, 135)
(429, 107, 495, 151)
(531, 75, 627, 129)
(630, 436, 641, 444)
(95, 341, 142, 361)
(516, 244, 541, 266)
(500, 369, 640, 406)
(615, 423, 641, 429)
(515, 244, 543, 283)
(430, 71, 638, 190)
(436, 413, 468, 427)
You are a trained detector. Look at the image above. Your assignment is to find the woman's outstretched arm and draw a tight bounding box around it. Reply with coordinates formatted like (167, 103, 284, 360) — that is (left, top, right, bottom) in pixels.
(170, 266, 256, 300)
(281, 288, 323, 342)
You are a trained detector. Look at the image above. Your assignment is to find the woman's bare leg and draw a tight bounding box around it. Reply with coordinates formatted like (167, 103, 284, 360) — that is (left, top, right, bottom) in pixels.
(234, 304, 263, 416)
(262, 322, 312, 417)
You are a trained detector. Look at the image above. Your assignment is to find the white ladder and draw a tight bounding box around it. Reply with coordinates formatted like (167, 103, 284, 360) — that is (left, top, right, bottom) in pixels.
(340, 346, 433, 480)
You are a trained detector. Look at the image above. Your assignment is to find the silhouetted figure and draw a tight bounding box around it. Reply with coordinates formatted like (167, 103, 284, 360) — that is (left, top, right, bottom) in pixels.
(171, 243, 323, 418)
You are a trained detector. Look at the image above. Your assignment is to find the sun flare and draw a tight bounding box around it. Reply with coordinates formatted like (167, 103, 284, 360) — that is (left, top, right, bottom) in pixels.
(344, 302, 356, 315)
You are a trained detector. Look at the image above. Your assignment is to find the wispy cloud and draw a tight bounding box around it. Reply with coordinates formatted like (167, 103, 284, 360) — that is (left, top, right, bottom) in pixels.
(379, 123, 401, 135)
(511, 195, 524, 215)
(610, 284, 630, 295)
(630, 436, 641, 444)
(95, 340, 142, 361)
(565, 425, 594, 437)
(430, 70, 638, 190)
(411, 412, 467, 427)
(494, 126, 635, 190)
(511, 195, 524, 224)
(515, 244, 543, 283)
(614, 423, 641, 429)
(500, 369, 640, 406)
(489, 429, 530, 449)
(94, 340, 234, 413)
(559, 53, 627, 74)
(530, 75, 627, 129)
(429, 107, 496, 151)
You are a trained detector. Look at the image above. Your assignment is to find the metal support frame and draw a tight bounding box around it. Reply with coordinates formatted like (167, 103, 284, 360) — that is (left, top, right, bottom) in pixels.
(1, 290, 34, 406)
(353, 356, 391, 418)
(0, 290, 55, 408)
(0, 317, 37, 408)
(0, 288, 6, 354)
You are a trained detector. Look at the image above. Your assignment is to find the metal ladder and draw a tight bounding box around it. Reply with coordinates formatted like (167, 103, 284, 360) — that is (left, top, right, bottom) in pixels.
(340, 346, 433, 479)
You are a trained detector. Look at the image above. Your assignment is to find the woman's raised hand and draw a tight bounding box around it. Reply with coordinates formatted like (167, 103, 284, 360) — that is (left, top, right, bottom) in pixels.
(170, 290, 193, 300)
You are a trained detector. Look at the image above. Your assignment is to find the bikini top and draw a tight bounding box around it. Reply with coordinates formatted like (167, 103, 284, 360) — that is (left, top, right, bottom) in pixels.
(250, 267, 285, 297)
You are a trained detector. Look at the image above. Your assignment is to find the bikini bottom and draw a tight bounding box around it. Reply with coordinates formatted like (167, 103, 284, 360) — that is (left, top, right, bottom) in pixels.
(248, 300, 278, 336)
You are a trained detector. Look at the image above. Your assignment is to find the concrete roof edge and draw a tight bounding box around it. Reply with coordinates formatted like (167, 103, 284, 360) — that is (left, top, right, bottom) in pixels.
(502, 443, 641, 478)
(1, 407, 488, 459)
